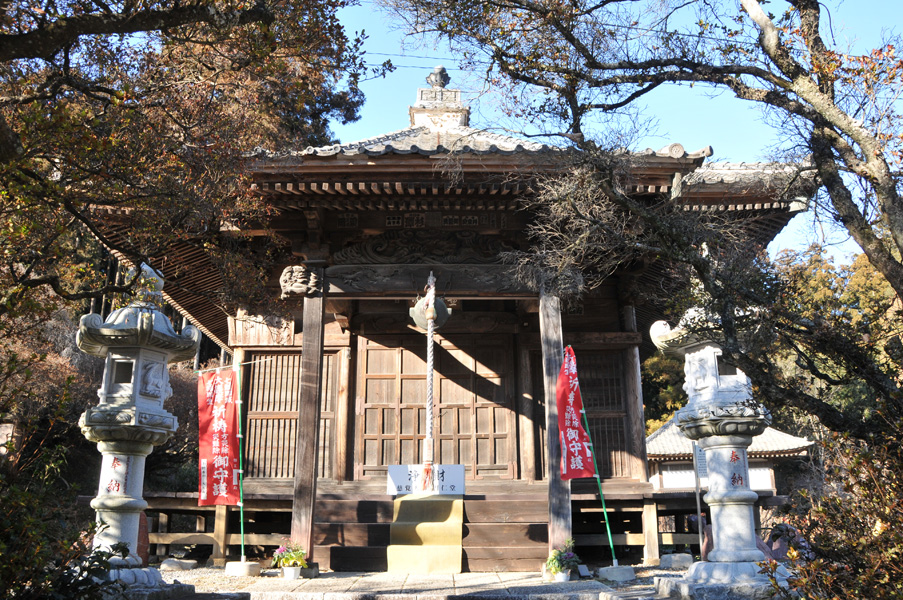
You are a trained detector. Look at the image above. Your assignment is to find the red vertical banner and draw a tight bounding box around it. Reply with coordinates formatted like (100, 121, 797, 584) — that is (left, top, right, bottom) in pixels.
(556, 347, 597, 480)
(198, 370, 240, 505)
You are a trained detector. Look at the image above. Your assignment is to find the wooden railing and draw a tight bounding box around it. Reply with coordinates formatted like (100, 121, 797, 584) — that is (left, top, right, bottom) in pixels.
(129, 490, 791, 567)
(142, 491, 292, 564)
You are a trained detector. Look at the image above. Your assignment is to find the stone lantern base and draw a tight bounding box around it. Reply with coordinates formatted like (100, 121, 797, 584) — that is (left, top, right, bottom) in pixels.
(655, 575, 774, 600)
(103, 567, 195, 600)
(654, 561, 789, 599)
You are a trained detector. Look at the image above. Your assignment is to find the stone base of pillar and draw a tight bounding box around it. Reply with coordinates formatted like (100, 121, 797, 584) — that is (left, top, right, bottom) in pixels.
(114, 582, 196, 600)
(654, 561, 789, 599)
(654, 575, 774, 600)
(686, 560, 766, 583)
(105, 567, 195, 599)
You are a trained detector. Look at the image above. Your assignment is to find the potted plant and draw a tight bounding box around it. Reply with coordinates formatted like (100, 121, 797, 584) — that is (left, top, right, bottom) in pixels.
(545, 538, 580, 582)
(272, 542, 307, 579)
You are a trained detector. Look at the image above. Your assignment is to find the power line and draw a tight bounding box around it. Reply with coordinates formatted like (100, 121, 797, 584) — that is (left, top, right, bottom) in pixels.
(365, 51, 458, 62)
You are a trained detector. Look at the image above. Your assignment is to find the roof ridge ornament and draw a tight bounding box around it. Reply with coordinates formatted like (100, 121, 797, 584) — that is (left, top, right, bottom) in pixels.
(411, 66, 469, 128)
(426, 65, 451, 89)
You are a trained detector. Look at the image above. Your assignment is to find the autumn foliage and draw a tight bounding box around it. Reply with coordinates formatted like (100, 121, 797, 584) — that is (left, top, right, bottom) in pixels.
(1, 1, 386, 595)
(1, 0, 383, 317)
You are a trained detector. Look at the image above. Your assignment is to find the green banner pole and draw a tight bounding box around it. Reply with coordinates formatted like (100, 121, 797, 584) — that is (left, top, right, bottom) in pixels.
(571, 345, 618, 567)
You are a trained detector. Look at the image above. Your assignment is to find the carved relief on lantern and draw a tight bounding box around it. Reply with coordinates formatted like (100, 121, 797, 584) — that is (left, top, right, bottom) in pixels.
(140, 361, 165, 399)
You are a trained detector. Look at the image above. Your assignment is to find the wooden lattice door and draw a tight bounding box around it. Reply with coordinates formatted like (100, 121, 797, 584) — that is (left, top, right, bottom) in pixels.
(242, 352, 338, 480)
(355, 335, 516, 480)
(578, 350, 631, 479)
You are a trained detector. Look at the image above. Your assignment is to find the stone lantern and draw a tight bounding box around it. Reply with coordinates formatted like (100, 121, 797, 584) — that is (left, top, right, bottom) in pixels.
(650, 309, 778, 598)
(77, 265, 199, 585)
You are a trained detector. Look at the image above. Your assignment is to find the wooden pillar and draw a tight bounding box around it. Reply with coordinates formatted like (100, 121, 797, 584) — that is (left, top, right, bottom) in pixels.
(623, 304, 658, 564)
(334, 347, 352, 482)
(154, 513, 169, 560)
(516, 340, 537, 482)
(643, 499, 661, 566)
(291, 267, 326, 561)
(212, 504, 228, 564)
(621, 305, 648, 482)
(539, 290, 570, 550)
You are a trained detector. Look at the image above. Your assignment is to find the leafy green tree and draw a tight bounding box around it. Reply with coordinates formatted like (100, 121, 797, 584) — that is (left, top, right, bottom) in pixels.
(769, 245, 901, 426)
(641, 353, 686, 435)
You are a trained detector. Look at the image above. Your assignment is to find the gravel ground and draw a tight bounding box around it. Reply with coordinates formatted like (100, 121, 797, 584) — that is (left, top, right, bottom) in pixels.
(161, 566, 282, 593)
(601, 566, 676, 591)
(160, 565, 687, 596)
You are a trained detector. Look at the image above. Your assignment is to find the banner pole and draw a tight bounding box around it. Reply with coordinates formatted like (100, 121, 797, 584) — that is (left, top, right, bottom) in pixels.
(581, 406, 618, 566)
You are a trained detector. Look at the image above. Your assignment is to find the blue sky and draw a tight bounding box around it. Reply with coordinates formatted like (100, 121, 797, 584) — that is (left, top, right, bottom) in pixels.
(332, 1, 898, 261)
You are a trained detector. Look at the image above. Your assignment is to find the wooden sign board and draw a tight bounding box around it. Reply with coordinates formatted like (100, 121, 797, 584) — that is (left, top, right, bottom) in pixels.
(387, 464, 465, 495)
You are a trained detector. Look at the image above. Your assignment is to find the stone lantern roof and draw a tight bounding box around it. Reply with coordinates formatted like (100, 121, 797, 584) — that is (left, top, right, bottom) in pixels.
(76, 265, 200, 363)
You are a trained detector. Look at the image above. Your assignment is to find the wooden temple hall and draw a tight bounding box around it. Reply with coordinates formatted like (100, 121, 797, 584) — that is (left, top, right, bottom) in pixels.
(149, 67, 809, 571)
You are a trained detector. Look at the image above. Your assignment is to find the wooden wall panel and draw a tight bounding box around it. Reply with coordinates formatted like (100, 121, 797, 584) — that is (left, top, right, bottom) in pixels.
(530, 351, 547, 481)
(246, 417, 297, 478)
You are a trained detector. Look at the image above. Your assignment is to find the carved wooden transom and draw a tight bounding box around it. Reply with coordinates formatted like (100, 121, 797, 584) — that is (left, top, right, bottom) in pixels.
(332, 230, 517, 265)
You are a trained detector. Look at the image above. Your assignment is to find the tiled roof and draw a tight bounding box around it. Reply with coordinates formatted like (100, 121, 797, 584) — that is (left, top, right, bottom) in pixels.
(681, 161, 816, 198)
(295, 125, 557, 157)
(646, 417, 812, 460)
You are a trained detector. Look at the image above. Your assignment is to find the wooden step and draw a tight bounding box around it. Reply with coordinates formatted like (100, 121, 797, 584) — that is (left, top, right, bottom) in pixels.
(315, 500, 394, 523)
(462, 547, 547, 572)
(313, 522, 548, 547)
(314, 498, 548, 524)
(314, 545, 386, 572)
(464, 500, 549, 523)
(462, 523, 547, 546)
(314, 545, 549, 573)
